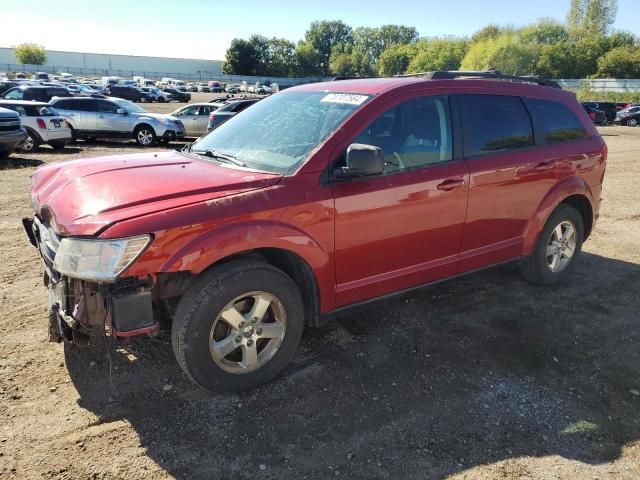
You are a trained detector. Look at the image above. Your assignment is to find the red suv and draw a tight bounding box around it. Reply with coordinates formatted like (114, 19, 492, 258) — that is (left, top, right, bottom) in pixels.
(23, 71, 607, 393)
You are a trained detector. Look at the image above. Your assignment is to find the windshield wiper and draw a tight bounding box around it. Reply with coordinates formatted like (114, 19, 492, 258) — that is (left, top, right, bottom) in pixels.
(192, 149, 246, 167)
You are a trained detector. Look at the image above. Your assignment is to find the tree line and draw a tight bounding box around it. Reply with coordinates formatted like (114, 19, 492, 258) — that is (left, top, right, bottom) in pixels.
(223, 0, 640, 79)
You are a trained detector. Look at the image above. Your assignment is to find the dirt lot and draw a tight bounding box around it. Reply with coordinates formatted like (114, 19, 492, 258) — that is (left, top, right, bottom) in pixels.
(0, 105, 639, 479)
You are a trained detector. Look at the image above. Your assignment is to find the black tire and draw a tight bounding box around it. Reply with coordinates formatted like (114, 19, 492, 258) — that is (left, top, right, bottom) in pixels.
(627, 118, 639, 127)
(171, 261, 305, 393)
(18, 129, 40, 153)
(49, 141, 67, 150)
(519, 204, 584, 285)
(134, 124, 156, 146)
(158, 97, 166, 103)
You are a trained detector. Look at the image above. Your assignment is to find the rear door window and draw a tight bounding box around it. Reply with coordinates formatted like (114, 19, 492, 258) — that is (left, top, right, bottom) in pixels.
(459, 95, 533, 157)
(526, 98, 589, 145)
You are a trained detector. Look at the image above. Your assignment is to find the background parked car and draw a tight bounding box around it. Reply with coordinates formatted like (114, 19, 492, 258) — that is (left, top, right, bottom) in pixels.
(139, 87, 172, 103)
(615, 106, 640, 126)
(50, 96, 185, 146)
(1, 85, 72, 102)
(581, 103, 606, 125)
(162, 88, 191, 102)
(103, 85, 146, 102)
(171, 103, 219, 137)
(0, 100, 71, 152)
(225, 84, 240, 94)
(0, 81, 19, 96)
(0, 107, 27, 156)
(207, 98, 261, 130)
(582, 101, 618, 124)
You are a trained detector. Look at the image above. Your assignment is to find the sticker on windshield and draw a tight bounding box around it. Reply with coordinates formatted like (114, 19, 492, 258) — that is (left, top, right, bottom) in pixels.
(320, 93, 368, 105)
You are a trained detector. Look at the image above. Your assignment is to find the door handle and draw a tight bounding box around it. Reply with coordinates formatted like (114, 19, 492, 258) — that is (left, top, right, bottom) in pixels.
(437, 179, 466, 191)
(534, 161, 554, 171)
(67, 113, 75, 116)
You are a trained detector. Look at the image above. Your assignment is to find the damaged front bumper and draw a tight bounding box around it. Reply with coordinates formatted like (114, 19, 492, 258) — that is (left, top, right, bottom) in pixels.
(23, 216, 159, 344)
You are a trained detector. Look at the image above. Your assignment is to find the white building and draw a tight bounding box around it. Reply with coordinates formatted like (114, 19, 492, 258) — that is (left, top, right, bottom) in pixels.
(0, 48, 223, 80)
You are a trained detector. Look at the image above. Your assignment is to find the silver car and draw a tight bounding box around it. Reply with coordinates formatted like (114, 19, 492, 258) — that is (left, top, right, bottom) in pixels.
(50, 96, 185, 146)
(171, 103, 219, 137)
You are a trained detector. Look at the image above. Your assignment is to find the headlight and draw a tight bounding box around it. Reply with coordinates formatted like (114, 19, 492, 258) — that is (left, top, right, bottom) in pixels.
(53, 235, 151, 282)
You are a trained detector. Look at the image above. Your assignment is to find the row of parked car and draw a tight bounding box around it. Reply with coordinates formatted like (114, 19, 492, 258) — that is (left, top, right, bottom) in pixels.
(581, 101, 640, 126)
(0, 94, 264, 155)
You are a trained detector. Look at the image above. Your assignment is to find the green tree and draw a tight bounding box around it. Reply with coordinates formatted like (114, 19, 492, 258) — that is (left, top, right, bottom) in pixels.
(573, 34, 610, 77)
(295, 41, 323, 76)
(461, 33, 540, 75)
(470, 24, 502, 44)
(377, 43, 418, 76)
(609, 30, 637, 49)
(304, 20, 353, 75)
(407, 38, 468, 73)
(597, 45, 640, 78)
(329, 44, 374, 77)
(535, 41, 577, 78)
(14, 43, 47, 65)
(519, 18, 569, 44)
(567, 0, 618, 35)
(222, 38, 260, 75)
(264, 38, 297, 77)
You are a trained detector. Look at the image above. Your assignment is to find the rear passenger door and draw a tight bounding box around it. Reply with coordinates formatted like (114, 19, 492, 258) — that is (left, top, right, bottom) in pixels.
(457, 93, 558, 272)
(55, 99, 97, 133)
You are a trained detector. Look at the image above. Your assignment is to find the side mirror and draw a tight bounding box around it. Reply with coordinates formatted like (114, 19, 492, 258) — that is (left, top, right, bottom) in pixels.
(116, 108, 127, 115)
(336, 143, 384, 179)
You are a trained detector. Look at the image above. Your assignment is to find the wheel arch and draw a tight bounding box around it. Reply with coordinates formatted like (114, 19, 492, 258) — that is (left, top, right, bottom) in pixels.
(23, 126, 43, 143)
(522, 176, 595, 256)
(154, 221, 332, 323)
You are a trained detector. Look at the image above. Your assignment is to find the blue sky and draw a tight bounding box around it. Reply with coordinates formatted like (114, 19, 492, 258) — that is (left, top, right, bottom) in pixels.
(0, 0, 638, 60)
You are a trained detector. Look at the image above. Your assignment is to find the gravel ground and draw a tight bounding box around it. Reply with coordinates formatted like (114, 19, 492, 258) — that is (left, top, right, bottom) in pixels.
(0, 110, 639, 479)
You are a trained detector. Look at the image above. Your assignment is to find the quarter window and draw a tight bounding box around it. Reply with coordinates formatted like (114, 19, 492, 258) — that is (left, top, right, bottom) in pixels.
(460, 95, 533, 157)
(351, 95, 453, 172)
(527, 99, 588, 144)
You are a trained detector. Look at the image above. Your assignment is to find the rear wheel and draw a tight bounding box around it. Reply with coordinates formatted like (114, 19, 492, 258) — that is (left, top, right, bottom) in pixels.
(519, 204, 584, 285)
(134, 125, 156, 146)
(171, 261, 304, 393)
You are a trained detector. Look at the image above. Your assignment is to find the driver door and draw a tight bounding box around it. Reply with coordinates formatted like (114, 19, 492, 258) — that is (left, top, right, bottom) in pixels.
(95, 100, 129, 134)
(331, 94, 469, 307)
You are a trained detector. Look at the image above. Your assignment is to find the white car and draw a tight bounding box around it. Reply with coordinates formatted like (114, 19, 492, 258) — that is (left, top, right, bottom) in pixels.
(0, 100, 71, 152)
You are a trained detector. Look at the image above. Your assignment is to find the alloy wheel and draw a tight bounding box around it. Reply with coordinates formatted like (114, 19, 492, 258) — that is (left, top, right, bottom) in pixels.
(546, 220, 577, 273)
(208, 291, 287, 374)
(137, 129, 154, 145)
(628, 118, 638, 127)
(20, 134, 35, 152)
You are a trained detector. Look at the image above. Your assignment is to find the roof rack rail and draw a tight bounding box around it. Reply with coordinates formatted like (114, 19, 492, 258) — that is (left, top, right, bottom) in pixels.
(394, 70, 561, 89)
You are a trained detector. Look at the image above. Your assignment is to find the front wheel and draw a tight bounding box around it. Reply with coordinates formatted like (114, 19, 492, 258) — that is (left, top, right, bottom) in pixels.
(19, 130, 40, 153)
(171, 261, 305, 393)
(519, 204, 584, 285)
(134, 125, 156, 146)
(627, 118, 639, 127)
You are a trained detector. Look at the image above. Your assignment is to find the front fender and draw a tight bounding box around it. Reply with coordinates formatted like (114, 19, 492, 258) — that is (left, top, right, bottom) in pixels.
(521, 176, 594, 255)
(160, 220, 329, 275)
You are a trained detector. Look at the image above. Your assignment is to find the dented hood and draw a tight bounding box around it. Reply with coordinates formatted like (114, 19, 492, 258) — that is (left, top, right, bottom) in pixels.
(30, 150, 282, 236)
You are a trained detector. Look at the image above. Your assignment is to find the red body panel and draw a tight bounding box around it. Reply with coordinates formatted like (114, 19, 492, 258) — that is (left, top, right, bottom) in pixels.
(29, 79, 606, 318)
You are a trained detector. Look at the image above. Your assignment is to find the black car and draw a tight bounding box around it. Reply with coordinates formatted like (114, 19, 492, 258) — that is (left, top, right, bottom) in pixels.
(581, 103, 606, 125)
(0, 107, 27, 156)
(614, 105, 640, 127)
(1, 85, 72, 102)
(582, 101, 618, 123)
(207, 98, 261, 130)
(104, 85, 147, 102)
(162, 88, 191, 102)
(0, 81, 20, 96)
